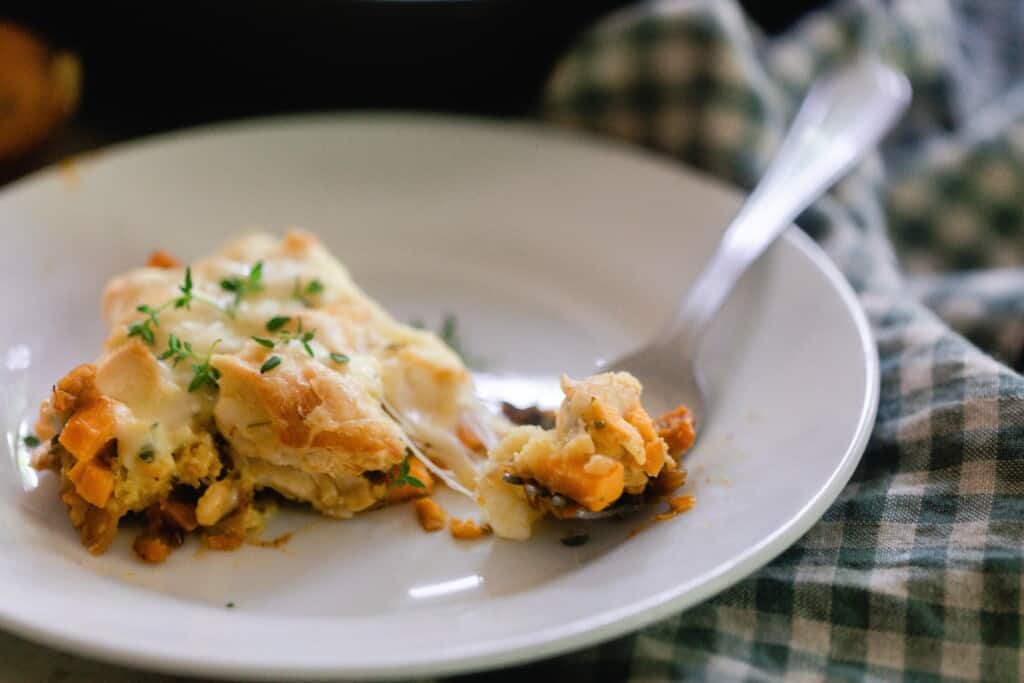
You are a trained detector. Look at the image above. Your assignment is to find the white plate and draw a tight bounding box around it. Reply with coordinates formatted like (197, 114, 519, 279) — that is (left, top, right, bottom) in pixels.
(0, 115, 877, 680)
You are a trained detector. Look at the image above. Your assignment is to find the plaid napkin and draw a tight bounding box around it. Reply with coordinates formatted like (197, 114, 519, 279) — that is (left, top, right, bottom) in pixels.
(476, 1, 1024, 681)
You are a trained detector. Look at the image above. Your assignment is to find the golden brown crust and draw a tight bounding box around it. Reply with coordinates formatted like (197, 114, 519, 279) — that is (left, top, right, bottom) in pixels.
(214, 352, 406, 477)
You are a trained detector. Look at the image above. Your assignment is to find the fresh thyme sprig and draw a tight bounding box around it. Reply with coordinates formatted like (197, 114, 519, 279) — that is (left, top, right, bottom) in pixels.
(267, 316, 290, 333)
(391, 448, 425, 489)
(127, 266, 229, 345)
(157, 334, 222, 391)
(292, 277, 324, 306)
(220, 261, 264, 316)
(255, 316, 317, 357)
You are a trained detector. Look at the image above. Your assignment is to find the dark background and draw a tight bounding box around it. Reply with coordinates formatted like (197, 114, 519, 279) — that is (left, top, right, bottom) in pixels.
(2, 0, 823, 165)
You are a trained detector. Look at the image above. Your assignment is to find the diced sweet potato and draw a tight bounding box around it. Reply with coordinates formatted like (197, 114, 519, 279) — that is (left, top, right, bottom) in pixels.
(532, 452, 624, 512)
(656, 405, 696, 458)
(146, 250, 179, 268)
(59, 396, 117, 462)
(133, 533, 171, 564)
(414, 498, 446, 532)
(67, 458, 114, 508)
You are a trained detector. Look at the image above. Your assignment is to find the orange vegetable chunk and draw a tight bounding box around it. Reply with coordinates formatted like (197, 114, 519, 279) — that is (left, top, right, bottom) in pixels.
(59, 397, 117, 462)
(68, 458, 114, 508)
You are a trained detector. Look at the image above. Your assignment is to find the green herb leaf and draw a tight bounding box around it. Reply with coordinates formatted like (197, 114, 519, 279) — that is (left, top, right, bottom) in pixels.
(248, 261, 264, 288)
(252, 336, 275, 348)
(392, 451, 426, 489)
(299, 330, 316, 357)
(127, 320, 155, 345)
(260, 355, 282, 374)
(221, 261, 264, 316)
(159, 334, 189, 366)
(185, 340, 222, 392)
(23, 434, 40, 448)
(188, 367, 212, 392)
(305, 279, 324, 295)
(440, 314, 457, 347)
(174, 267, 195, 309)
(266, 316, 291, 332)
(330, 352, 350, 364)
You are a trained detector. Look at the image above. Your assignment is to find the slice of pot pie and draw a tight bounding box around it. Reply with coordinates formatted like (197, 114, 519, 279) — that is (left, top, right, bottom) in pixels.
(34, 231, 488, 561)
(32, 230, 696, 561)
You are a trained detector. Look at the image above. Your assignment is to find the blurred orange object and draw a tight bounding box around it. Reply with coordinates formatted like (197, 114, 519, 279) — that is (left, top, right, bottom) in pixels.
(0, 22, 81, 162)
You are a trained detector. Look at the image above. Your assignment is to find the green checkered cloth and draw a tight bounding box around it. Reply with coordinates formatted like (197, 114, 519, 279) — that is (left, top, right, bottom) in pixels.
(473, 1, 1024, 681)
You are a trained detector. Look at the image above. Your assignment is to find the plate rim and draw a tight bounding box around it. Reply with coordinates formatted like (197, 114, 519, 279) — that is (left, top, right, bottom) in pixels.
(0, 113, 880, 680)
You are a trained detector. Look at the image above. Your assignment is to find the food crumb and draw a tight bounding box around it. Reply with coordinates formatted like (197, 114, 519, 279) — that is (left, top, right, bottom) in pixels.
(249, 531, 294, 549)
(655, 405, 696, 457)
(630, 495, 697, 537)
(225, 602, 235, 608)
(449, 517, 491, 540)
(414, 498, 446, 532)
(655, 495, 696, 521)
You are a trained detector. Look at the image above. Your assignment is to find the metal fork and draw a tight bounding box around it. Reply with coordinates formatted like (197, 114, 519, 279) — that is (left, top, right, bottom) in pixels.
(604, 56, 909, 430)
(496, 57, 909, 521)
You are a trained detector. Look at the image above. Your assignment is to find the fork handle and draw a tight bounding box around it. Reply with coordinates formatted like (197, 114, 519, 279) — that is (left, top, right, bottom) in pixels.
(658, 57, 909, 354)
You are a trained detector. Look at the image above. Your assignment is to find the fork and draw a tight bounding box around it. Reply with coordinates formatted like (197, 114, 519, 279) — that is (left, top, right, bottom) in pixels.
(496, 57, 910, 521)
(606, 56, 909, 430)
